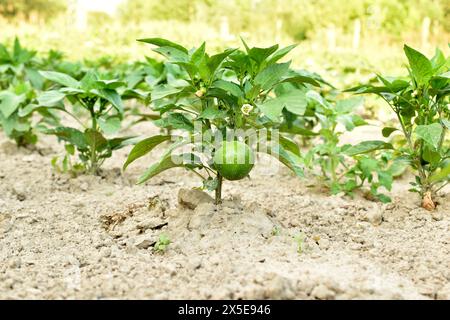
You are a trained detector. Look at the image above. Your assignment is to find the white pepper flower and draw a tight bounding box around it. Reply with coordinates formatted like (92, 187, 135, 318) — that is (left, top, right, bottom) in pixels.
(241, 103, 253, 116)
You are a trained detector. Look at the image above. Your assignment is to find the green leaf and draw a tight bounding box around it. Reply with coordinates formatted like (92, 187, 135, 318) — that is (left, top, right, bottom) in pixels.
(279, 135, 301, 157)
(259, 136, 303, 176)
(137, 153, 200, 184)
(248, 44, 279, 64)
(37, 90, 66, 106)
(422, 145, 441, 165)
(0, 91, 25, 118)
(123, 135, 171, 170)
(109, 136, 139, 151)
(378, 171, 393, 190)
(254, 62, 290, 90)
(25, 68, 44, 90)
(43, 127, 87, 149)
(198, 106, 227, 120)
(153, 46, 189, 62)
(155, 113, 194, 132)
(267, 44, 297, 65)
(415, 123, 443, 150)
(95, 79, 126, 90)
(39, 71, 80, 88)
(85, 129, 108, 151)
(137, 38, 188, 54)
(344, 140, 394, 156)
(280, 75, 321, 87)
(18, 103, 64, 117)
(257, 90, 307, 121)
(403, 45, 433, 86)
(270, 145, 304, 177)
(429, 164, 450, 183)
(190, 42, 206, 64)
(211, 80, 243, 98)
(151, 84, 185, 101)
(98, 89, 124, 115)
(382, 127, 398, 138)
(98, 116, 121, 134)
(80, 71, 99, 91)
(207, 48, 237, 75)
(430, 48, 446, 72)
(359, 157, 378, 176)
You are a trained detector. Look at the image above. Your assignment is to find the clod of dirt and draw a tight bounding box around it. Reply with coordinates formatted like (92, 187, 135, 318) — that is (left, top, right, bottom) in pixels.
(134, 236, 157, 250)
(12, 184, 27, 201)
(311, 284, 336, 299)
(178, 188, 214, 210)
(436, 283, 450, 300)
(362, 204, 383, 225)
(422, 192, 436, 211)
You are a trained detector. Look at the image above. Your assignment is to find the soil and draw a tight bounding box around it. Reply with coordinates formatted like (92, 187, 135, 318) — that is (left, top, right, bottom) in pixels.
(0, 122, 449, 300)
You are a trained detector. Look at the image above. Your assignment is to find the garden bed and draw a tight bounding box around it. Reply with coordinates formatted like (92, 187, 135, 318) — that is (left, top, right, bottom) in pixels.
(0, 125, 448, 300)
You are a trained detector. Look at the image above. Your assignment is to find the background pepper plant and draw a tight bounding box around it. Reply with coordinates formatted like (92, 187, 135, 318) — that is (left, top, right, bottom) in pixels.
(123, 38, 322, 204)
(0, 39, 60, 147)
(349, 45, 449, 210)
(0, 37, 45, 91)
(34, 70, 135, 175)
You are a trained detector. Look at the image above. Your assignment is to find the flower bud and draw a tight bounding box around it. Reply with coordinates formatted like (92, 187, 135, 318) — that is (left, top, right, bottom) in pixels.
(195, 87, 206, 98)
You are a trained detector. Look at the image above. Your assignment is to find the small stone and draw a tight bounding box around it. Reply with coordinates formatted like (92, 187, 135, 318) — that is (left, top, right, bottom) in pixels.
(12, 184, 27, 201)
(318, 238, 330, 250)
(189, 258, 203, 270)
(365, 205, 383, 226)
(135, 238, 156, 250)
(80, 183, 89, 192)
(178, 188, 214, 210)
(165, 264, 177, 276)
(8, 258, 21, 269)
(311, 284, 335, 300)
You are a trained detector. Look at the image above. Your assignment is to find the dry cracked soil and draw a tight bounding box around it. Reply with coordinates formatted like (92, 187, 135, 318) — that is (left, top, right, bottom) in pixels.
(0, 123, 449, 300)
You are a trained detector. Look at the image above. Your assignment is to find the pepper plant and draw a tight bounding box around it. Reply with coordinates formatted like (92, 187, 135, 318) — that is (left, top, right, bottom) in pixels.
(349, 45, 449, 209)
(303, 92, 404, 202)
(0, 81, 59, 146)
(124, 38, 321, 204)
(35, 70, 134, 175)
(0, 38, 44, 90)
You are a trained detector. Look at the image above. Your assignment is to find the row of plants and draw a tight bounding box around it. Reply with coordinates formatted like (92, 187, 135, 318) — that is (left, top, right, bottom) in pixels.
(0, 38, 448, 209)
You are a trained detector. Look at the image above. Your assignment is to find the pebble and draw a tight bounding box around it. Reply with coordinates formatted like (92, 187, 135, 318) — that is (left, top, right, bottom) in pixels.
(365, 206, 383, 226)
(311, 284, 335, 299)
(318, 238, 330, 250)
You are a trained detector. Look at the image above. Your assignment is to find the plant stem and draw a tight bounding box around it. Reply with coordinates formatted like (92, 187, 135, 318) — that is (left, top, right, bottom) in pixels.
(215, 173, 223, 205)
(89, 109, 98, 175)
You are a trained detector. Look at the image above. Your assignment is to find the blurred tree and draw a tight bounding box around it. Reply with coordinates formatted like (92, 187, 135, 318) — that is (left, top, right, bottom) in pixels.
(0, 0, 66, 20)
(118, 0, 449, 40)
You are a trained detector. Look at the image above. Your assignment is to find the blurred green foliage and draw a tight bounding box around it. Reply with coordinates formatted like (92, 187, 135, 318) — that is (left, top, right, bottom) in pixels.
(0, 0, 66, 20)
(0, 0, 448, 83)
(118, 0, 449, 40)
